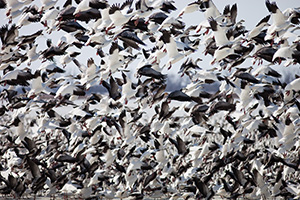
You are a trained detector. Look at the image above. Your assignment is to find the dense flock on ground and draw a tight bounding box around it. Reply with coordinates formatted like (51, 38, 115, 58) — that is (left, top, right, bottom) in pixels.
(0, 0, 300, 199)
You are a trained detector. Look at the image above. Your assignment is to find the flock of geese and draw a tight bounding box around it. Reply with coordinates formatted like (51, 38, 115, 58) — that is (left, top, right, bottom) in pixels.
(0, 0, 300, 199)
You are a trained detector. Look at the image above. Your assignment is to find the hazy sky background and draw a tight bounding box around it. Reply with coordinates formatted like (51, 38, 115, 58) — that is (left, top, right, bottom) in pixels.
(1, 0, 299, 90)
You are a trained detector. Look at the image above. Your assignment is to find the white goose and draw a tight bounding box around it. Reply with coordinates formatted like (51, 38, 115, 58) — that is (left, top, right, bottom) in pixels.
(1, 69, 22, 82)
(286, 184, 300, 199)
(247, 15, 271, 41)
(27, 71, 52, 98)
(157, 16, 184, 31)
(74, 0, 90, 14)
(25, 44, 39, 66)
(208, 17, 229, 47)
(272, 39, 296, 65)
(57, 32, 79, 47)
(202, 0, 221, 19)
(6, 0, 31, 17)
(96, 6, 111, 30)
(211, 44, 239, 65)
(10, 114, 27, 142)
(40, 7, 59, 28)
(59, 51, 80, 67)
(39, 62, 65, 77)
(130, 0, 154, 25)
(283, 78, 300, 102)
(106, 2, 134, 32)
(54, 81, 83, 100)
(6, 0, 32, 23)
(39, 0, 57, 13)
(80, 58, 99, 86)
(17, 12, 36, 27)
(146, 40, 167, 65)
(278, 116, 295, 151)
(105, 42, 123, 74)
(195, 0, 221, 33)
(265, 0, 295, 41)
(121, 75, 135, 104)
(85, 32, 111, 47)
(161, 30, 184, 70)
(178, 1, 201, 17)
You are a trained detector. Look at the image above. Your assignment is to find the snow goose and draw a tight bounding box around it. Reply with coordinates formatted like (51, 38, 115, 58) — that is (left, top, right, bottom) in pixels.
(102, 77, 121, 101)
(0, 68, 33, 86)
(9, 114, 27, 142)
(40, 39, 68, 62)
(178, 1, 201, 17)
(157, 16, 185, 31)
(106, 1, 134, 32)
(200, 0, 220, 19)
(25, 43, 39, 66)
(39, 0, 57, 13)
(135, 0, 153, 13)
(286, 184, 300, 199)
(125, 17, 149, 32)
(57, 31, 81, 47)
(196, 0, 228, 34)
(39, 62, 65, 76)
(220, 3, 238, 27)
(192, 69, 219, 84)
(278, 116, 295, 151)
(252, 65, 281, 78)
(147, 11, 168, 25)
(27, 70, 52, 98)
(16, 6, 41, 28)
(283, 7, 300, 25)
(208, 17, 229, 47)
(57, 5, 76, 22)
(284, 78, 300, 102)
(265, 0, 295, 41)
(58, 20, 87, 33)
(0, 24, 19, 49)
(40, 7, 59, 28)
(211, 44, 240, 65)
(16, 29, 43, 48)
(59, 51, 81, 67)
(272, 39, 297, 66)
(160, 30, 184, 69)
(54, 81, 85, 100)
(94, 4, 111, 30)
(80, 58, 99, 86)
(85, 32, 111, 47)
(74, 0, 108, 15)
(120, 74, 135, 104)
(246, 15, 271, 41)
(6, 0, 32, 19)
(168, 90, 192, 102)
(130, 0, 154, 26)
(103, 42, 123, 75)
(4, 149, 23, 170)
(178, 57, 202, 78)
(157, 0, 177, 13)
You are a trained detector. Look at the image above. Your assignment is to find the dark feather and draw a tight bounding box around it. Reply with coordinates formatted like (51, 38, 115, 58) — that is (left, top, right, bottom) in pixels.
(256, 15, 271, 27)
(143, 171, 157, 187)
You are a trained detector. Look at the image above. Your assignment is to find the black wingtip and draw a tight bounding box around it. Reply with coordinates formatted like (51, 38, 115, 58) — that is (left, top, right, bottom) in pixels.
(265, 0, 278, 13)
(208, 17, 218, 31)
